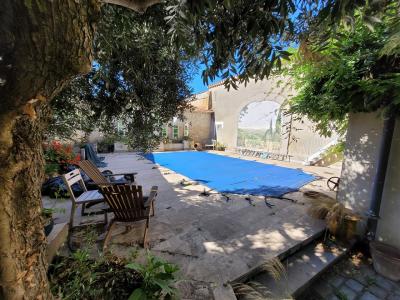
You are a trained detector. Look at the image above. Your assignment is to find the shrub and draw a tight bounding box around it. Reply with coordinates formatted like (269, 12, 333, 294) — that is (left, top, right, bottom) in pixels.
(215, 142, 226, 151)
(44, 141, 80, 174)
(49, 250, 142, 300)
(126, 251, 180, 300)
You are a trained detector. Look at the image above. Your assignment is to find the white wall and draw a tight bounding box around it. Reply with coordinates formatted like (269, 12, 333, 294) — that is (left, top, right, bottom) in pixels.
(210, 76, 337, 161)
(337, 112, 400, 249)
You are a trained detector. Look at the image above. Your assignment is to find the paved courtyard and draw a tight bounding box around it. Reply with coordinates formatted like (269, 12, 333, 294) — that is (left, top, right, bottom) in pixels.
(45, 151, 341, 298)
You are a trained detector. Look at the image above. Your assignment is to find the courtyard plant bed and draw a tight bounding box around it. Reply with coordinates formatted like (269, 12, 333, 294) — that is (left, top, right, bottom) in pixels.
(49, 253, 142, 299)
(49, 244, 180, 300)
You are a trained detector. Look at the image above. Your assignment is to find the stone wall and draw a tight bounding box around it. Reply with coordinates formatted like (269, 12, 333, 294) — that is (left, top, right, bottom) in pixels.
(184, 110, 213, 145)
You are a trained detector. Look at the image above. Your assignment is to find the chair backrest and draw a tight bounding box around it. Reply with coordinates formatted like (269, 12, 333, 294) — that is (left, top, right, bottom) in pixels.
(62, 169, 87, 202)
(100, 184, 147, 222)
(78, 160, 109, 185)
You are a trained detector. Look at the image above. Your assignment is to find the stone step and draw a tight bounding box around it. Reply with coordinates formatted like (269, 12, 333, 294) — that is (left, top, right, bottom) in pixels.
(236, 238, 349, 299)
(46, 222, 68, 264)
(232, 228, 326, 285)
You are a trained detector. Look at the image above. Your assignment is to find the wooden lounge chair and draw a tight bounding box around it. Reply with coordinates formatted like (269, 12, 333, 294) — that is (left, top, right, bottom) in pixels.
(99, 184, 158, 250)
(78, 160, 137, 186)
(62, 169, 108, 241)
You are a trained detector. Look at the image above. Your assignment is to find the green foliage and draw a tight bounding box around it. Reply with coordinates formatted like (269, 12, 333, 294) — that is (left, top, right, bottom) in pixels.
(44, 141, 81, 175)
(48, 78, 95, 142)
(126, 251, 180, 300)
(215, 141, 226, 151)
(48, 0, 393, 148)
(288, 5, 400, 136)
(326, 142, 345, 157)
(44, 163, 59, 177)
(167, 0, 298, 89)
(50, 4, 192, 151)
(50, 249, 143, 300)
(166, 0, 384, 89)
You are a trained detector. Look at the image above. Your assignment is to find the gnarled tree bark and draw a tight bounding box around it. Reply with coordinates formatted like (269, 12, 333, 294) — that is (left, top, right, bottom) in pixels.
(0, 0, 160, 298)
(0, 1, 100, 298)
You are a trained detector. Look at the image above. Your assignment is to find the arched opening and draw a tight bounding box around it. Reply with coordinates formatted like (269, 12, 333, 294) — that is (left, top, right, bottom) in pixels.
(237, 100, 282, 151)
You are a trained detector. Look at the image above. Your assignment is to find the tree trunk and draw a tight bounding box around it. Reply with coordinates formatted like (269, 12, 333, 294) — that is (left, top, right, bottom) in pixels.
(0, 1, 100, 298)
(0, 0, 160, 298)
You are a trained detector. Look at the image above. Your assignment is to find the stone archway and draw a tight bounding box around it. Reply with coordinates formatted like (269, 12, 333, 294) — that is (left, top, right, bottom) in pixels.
(210, 75, 293, 149)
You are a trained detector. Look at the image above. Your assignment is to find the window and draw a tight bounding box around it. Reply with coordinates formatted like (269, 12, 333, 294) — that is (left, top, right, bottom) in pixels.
(173, 125, 179, 139)
(162, 126, 168, 137)
(184, 123, 189, 137)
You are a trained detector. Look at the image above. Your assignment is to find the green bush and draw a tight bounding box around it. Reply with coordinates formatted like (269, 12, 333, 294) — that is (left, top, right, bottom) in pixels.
(49, 249, 142, 300)
(126, 252, 180, 300)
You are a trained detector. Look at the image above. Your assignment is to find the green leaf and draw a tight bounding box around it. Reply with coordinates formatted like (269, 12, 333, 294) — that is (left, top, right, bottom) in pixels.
(129, 288, 147, 300)
(126, 263, 144, 273)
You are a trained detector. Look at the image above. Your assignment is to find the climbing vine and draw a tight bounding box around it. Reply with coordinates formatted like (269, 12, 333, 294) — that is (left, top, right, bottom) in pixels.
(287, 3, 400, 137)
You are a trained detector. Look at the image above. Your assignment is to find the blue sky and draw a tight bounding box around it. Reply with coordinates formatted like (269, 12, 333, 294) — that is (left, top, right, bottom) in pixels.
(188, 63, 222, 95)
(188, 70, 210, 94)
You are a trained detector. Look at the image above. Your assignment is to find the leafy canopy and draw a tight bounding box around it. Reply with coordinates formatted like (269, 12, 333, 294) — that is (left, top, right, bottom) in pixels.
(166, 0, 385, 89)
(50, 4, 192, 150)
(49, 0, 395, 147)
(288, 2, 400, 136)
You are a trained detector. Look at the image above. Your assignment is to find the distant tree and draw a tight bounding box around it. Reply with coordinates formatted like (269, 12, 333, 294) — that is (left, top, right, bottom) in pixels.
(275, 111, 282, 136)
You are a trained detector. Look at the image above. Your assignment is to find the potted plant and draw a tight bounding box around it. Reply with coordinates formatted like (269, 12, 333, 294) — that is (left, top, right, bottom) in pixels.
(216, 142, 226, 151)
(160, 137, 170, 151)
(182, 136, 193, 150)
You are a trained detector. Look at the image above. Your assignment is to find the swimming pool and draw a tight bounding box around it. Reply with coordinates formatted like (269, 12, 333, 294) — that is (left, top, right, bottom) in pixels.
(145, 151, 315, 197)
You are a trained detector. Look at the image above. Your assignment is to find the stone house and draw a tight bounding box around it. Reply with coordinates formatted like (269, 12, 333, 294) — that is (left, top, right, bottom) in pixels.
(163, 75, 338, 162)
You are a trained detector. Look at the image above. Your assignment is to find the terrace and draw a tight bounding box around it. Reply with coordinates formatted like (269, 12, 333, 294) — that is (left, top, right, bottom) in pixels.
(45, 150, 341, 298)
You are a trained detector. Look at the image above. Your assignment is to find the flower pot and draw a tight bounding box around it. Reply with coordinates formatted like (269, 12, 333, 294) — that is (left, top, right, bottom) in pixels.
(370, 241, 400, 281)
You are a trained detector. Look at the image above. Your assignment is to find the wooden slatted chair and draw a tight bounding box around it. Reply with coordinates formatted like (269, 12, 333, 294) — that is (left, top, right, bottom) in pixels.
(99, 184, 158, 250)
(62, 169, 107, 235)
(78, 160, 137, 186)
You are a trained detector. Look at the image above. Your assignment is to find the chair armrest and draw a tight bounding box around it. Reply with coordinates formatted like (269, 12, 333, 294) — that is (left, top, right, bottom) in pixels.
(149, 186, 158, 199)
(144, 186, 158, 207)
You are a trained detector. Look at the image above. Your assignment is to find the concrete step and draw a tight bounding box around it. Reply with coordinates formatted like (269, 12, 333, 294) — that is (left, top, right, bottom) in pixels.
(236, 239, 349, 299)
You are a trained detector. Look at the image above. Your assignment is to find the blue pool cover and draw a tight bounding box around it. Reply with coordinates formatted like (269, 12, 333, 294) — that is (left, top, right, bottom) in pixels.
(144, 151, 315, 197)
